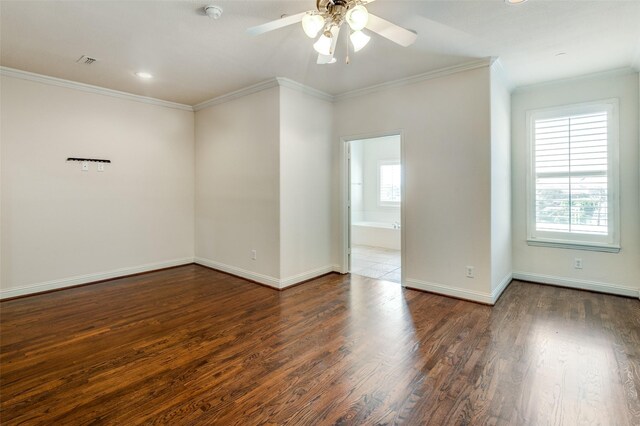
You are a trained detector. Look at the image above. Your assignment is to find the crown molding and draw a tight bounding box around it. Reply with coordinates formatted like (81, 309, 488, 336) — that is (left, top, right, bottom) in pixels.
(194, 58, 493, 109)
(193, 78, 281, 111)
(2, 59, 494, 112)
(193, 77, 333, 111)
(513, 67, 638, 93)
(333, 58, 492, 102)
(276, 77, 334, 103)
(0, 66, 193, 111)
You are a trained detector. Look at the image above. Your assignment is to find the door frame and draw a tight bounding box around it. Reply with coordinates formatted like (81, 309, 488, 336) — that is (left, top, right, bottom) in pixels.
(341, 130, 406, 286)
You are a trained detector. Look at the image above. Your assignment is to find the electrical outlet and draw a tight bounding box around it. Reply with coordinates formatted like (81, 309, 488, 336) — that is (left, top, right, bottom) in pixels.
(574, 258, 583, 269)
(81, 161, 89, 171)
(97, 163, 105, 172)
(251, 250, 257, 260)
(465, 266, 474, 278)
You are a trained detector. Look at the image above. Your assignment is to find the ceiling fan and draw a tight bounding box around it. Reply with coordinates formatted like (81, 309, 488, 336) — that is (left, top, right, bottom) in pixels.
(247, 0, 417, 64)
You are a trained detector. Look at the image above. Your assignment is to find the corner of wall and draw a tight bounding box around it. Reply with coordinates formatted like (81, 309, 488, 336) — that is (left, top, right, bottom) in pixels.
(489, 61, 513, 293)
(278, 83, 334, 284)
(510, 70, 640, 298)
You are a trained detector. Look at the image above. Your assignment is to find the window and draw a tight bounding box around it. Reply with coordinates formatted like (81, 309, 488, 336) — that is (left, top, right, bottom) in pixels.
(527, 99, 619, 252)
(379, 162, 401, 205)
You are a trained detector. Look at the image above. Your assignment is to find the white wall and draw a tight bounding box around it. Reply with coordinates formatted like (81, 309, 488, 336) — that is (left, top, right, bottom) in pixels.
(490, 62, 512, 293)
(279, 85, 333, 283)
(195, 83, 333, 288)
(512, 70, 640, 297)
(0, 75, 195, 298)
(333, 66, 496, 303)
(357, 135, 401, 224)
(5, 64, 633, 302)
(350, 140, 364, 223)
(194, 87, 281, 284)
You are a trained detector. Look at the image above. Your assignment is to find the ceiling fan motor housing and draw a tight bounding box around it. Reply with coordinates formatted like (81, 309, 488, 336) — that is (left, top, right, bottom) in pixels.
(317, 0, 353, 23)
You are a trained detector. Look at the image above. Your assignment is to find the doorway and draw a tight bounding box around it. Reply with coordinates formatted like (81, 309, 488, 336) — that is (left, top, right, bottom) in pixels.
(346, 134, 402, 283)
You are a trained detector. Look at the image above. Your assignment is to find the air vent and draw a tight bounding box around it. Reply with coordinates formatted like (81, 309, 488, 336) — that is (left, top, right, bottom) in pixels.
(76, 55, 97, 65)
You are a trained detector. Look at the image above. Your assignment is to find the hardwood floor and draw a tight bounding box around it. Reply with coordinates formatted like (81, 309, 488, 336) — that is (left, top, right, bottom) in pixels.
(1, 265, 638, 425)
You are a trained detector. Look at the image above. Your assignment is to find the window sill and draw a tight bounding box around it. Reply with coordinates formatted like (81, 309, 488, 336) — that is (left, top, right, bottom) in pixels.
(527, 239, 620, 253)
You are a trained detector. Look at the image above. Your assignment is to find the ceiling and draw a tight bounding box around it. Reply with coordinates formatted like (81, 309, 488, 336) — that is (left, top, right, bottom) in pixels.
(1, 1, 639, 106)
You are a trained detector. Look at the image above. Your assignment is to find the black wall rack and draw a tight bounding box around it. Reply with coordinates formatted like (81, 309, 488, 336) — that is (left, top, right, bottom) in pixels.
(66, 158, 111, 163)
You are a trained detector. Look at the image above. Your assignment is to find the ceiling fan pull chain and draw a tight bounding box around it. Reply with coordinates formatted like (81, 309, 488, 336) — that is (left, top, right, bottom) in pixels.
(345, 29, 350, 64)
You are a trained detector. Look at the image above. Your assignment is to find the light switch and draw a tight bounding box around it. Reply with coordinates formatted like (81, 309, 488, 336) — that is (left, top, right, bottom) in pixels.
(97, 163, 105, 172)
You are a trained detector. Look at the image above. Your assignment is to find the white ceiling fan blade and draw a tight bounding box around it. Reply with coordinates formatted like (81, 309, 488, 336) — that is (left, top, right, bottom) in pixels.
(366, 14, 417, 47)
(316, 54, 335, 64)
(411, 15, 493, 57)
(247, 11, 308, 36)
(317, 26, 341, 64)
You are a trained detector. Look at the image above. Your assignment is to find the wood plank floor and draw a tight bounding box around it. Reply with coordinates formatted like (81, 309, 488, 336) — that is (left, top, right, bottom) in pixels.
(1, 265, 639, 425)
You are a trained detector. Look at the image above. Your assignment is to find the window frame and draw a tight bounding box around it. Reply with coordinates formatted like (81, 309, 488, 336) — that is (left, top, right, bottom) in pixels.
(378, 160, 401, 207)
(526, 99, 620, 253)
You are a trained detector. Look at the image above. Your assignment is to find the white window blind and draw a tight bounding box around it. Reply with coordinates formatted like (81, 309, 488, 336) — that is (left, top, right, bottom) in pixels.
(379, 163, 401, 204)
(527, 100, 619, 252)
(534, 111, 608, 234)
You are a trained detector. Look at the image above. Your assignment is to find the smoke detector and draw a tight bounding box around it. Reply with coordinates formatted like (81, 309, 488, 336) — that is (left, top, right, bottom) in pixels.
(204, 5, 223, 19)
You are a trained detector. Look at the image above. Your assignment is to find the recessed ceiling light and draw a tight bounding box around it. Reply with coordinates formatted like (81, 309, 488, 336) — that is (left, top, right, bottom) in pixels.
(135, 71, 153, 79)
(505, 0, 528, 4)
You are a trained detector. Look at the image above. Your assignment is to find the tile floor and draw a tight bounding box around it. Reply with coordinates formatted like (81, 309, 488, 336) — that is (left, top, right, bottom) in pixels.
(350, 245, 401, 283)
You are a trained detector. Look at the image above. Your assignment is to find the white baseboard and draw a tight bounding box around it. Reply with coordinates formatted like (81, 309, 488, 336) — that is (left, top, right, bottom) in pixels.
(334, 264, 348, 274)
(491, 273, 513, 304)
(0, 257, 195, 299)
(194, 257, 281, 289)
(194, 257, 337, 290)
(404, 278, 496, 305)
(280, 265, 337, 289)
(512, 271, 639, 298)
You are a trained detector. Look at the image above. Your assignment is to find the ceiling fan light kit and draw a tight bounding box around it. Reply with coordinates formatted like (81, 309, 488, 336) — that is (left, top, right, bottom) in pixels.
(350, 30, 370, 52)
(345, 5, 369, 31)
(302, 13, 325, 38)
(313, 32, 333, 55)
(247, 0, 417, 65)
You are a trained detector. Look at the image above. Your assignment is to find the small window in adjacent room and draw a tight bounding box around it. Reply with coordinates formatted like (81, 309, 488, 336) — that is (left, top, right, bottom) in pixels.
(379, 161, 401, 205)
(527, 99, 620, 252)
